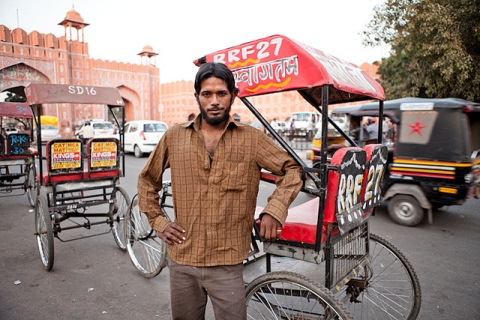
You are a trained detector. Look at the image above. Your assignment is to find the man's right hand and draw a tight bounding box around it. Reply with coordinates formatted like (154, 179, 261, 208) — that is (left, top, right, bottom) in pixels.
(158, 222, 186, 245)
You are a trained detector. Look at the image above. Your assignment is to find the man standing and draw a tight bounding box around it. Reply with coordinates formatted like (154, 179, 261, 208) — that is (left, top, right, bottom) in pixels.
(137, 62, 303, 319)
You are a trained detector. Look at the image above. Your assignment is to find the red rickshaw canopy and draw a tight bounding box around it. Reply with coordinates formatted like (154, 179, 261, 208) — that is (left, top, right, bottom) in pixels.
(0, 102, 33, 118)
(194, 34, 385, 104)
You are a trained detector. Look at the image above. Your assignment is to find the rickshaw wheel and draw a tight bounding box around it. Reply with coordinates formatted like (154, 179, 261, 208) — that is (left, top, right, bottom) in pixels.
(246, 271, 352, 320)
(126, 196, 167, 278)
(26, 162, 38, 207)
(35, 195, 54, 271)
(337, 233, 422, 320)
(111, 186, 130, 251)
(388, 194, 425, 226)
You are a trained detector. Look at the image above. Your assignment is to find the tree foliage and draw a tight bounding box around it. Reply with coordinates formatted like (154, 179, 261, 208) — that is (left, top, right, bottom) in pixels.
(363, 0, 480, 101)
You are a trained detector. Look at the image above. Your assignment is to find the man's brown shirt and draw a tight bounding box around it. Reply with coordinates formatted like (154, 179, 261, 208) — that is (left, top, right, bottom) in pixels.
(138, 117, 302, 266)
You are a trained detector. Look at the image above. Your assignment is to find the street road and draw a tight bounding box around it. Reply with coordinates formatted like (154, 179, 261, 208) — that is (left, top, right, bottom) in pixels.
(1, 153, 479, 319)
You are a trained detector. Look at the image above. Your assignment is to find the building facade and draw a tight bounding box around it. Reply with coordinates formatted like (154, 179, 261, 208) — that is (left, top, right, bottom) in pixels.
(0, 8, 159, 133)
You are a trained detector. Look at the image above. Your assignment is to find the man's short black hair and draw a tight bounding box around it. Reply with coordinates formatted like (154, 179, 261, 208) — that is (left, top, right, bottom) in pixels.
(194, 62, 239, 95)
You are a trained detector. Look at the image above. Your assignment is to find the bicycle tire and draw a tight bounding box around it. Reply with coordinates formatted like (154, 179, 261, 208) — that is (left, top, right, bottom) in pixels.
(35, 195, 54, 271)
(246, 271, 352, 320)
(336, 233, 422, 319)
(26, 160, 38, 207)
(111, 186, 130, 251)
(126, 196, 167, 278)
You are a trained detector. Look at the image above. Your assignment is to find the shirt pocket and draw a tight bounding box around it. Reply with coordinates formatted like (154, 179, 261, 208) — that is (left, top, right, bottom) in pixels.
(221, 161, 247, 192)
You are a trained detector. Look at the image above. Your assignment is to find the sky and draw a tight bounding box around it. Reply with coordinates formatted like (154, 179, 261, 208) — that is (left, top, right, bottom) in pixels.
(1, 0, 388, 83)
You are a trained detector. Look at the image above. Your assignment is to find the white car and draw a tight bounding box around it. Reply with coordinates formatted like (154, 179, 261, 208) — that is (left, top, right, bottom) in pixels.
(124, 120, 168, 157)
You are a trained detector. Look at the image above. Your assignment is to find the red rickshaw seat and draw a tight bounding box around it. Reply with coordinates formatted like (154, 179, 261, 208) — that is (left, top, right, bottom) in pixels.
(256, 147, 367, 245)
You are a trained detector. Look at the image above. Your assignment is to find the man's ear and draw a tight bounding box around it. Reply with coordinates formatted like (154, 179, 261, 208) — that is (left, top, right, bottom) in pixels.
(230, 91, 237, 105)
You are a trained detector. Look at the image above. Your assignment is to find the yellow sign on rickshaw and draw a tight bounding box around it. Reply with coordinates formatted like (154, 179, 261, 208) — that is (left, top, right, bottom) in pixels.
(50, 141, 82, 170)
(90, 141, 117, 168)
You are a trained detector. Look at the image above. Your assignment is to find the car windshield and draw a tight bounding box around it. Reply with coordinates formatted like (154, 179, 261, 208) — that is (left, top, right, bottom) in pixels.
(93, 122, 113, 130)
(143, 123, 167, 132)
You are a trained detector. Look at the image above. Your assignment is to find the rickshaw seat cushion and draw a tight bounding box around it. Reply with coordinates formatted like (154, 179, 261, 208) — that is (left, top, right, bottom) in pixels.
(87, 169, 120, 179)
(0, 154, 30, 160)
(255, 197, 321, 244)
(40, 168, 121, 183)
(41, 171, 85, 183)
(255, 147, 367, 245)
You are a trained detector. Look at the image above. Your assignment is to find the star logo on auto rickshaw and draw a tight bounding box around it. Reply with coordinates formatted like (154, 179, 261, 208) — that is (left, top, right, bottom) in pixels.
(409, 119, 427, 136)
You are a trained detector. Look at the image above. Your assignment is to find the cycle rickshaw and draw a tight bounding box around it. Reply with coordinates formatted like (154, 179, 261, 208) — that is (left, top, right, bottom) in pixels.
(125, 35, 422, 319)
(9, 83, 131, 271)
(0, 101, 37, 206)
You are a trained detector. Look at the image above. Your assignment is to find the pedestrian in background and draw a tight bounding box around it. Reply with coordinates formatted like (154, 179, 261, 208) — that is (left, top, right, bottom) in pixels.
(363, 117, 378, 145)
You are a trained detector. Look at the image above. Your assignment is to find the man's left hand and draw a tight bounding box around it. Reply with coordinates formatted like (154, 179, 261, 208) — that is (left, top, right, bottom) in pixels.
(260, 213, 282, 241)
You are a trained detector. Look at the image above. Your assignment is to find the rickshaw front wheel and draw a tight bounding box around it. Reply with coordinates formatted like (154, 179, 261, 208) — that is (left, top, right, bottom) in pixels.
(111, 186, 130, 251)
(388, 194, 425, 226)
(35, 195, 54, 271)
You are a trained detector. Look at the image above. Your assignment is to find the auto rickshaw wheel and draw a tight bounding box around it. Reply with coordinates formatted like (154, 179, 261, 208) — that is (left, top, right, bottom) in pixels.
(388, 194, 425, 226)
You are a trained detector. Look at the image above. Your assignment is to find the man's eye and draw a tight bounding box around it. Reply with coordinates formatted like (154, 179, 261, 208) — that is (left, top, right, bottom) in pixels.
(201, 92, 211, 98)
(218, 92, 228, 97)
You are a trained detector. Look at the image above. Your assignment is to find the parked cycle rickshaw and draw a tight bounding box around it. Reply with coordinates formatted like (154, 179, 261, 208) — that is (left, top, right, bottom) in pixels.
(125, 35, 422, 319)
(8, 83, 131, 271)
(0, 101, 37, 206)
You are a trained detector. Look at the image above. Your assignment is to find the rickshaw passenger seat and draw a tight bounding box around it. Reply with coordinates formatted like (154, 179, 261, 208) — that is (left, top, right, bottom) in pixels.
(255, 147, 367, 245)
(43, 139, 84, 184)
(86, 138, 120, 179)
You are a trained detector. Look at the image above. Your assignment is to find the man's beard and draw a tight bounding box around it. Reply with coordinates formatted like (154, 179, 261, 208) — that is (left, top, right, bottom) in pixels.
(199, 103, 232, 126)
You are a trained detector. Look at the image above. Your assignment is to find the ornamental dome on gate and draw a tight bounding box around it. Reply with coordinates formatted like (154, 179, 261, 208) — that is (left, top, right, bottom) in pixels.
(58, 8, 90, 29)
